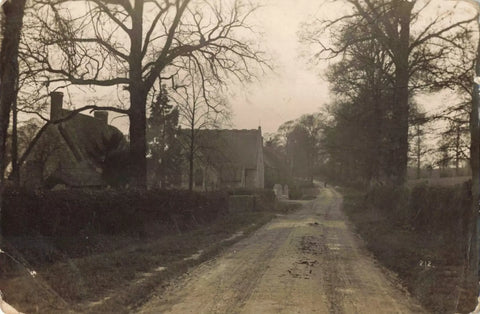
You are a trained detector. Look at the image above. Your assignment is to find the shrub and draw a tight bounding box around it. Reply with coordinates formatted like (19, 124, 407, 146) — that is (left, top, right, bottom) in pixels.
(288, 186, 303, 200)
(227, 188, 276, 210)
(1, 187, 228, 237)
(364, 184, 411, 222)
(409, 182, 471, 237)
(364, 181, 472, 237)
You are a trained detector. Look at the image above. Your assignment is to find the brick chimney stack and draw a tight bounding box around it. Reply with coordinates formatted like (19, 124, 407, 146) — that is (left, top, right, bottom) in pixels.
(94, 111, 108, 124)
(50, 91, 64, 121)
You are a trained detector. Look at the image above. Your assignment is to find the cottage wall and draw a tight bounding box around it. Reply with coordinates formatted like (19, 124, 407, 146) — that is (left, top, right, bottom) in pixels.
(256, 128, 265, 188)
(178, 128, 265, 191)
(245, 169, 256, 187)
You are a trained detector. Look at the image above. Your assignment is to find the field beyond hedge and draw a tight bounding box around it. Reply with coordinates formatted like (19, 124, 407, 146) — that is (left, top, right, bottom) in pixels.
(341, 182, 475, 313)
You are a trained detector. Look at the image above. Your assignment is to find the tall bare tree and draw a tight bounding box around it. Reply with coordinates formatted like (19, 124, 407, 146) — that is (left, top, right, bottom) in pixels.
(408, 107, 430, 179)
(0, 0, 27, 232)
(23, 0, 266, 188)
(302, 0, 475, 185)
(173, 59, 230, 191)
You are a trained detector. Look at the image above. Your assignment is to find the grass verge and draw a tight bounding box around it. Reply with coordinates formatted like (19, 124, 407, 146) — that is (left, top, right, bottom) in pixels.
(1, 207, 298, 313)
(340, 186, 473, 314)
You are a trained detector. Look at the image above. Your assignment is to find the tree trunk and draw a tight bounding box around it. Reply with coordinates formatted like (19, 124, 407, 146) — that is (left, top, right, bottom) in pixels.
(372, 86, 383, 181)
(0, 0, 25, 179)
(416, 125, 421, 179)
(129, 90, 148, 190)
(188, 149, 193, 191)
(128, 0, 147, 189)
(11, 84, 18, 184)
(0, 0, 27, 235)
(456, 126, 461, 176)
(462, 23, 480, 311)
(390, 64, 410, 185)
(390, 2, 412, 186)
(188, 128, 194, 191)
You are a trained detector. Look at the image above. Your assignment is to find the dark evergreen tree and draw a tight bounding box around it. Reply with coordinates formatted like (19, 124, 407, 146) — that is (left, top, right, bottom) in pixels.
(146, 85, 181, 188)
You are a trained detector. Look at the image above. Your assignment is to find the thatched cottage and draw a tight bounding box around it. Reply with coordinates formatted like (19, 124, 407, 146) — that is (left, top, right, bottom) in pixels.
(20, 92, 128, 189)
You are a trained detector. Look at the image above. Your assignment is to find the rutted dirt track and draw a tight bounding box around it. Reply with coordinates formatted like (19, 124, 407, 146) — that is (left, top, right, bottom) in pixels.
(139, 188, 425, 314)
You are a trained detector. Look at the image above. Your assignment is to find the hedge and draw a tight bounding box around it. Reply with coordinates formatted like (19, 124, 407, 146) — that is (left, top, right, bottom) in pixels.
(364, 181, 472, 236)
(227, 188, 276, 210)
(1, 188, 229, 237)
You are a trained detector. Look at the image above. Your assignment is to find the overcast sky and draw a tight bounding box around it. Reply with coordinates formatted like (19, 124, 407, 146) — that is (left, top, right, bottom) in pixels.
(58, 0, 476, 135)
(209, 0, 476, 134)
(226, 0, 329, 134)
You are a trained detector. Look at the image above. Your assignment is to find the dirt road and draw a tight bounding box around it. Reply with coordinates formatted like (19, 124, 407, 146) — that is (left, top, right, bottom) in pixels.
(139, 188, 425, 314)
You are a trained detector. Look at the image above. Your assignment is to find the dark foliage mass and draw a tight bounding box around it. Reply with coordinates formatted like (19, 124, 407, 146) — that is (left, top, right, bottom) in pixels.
(147, 85, 182, 188)
(1, 188, 229, 236)
(365, 182, 471, 236)
(227, 188, 276, 211)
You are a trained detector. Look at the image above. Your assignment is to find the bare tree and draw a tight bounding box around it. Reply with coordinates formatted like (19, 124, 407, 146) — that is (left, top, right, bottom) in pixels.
(0, 0, 27, 235)
(0, 1, 27, 168)
(430, 98, 471, 176)
(22, 0, 266, 188)
(172, 59, 230, 191)
(408, 107, 431, 179)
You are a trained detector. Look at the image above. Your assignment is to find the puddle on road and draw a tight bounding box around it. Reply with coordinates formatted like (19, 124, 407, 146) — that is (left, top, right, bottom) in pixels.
(318, 220, 347, 229)
(222, 231, 244, 242)
(184, 250, 204, 261)
(267, 216, 346, 231)
(326, 243, 342, 251)
(287, 259, 318, 279)
(87, 296, 112, 308)
(336, 287, 355, 294)
(268, 218, 324, 230)
(300, 235, 325, 255)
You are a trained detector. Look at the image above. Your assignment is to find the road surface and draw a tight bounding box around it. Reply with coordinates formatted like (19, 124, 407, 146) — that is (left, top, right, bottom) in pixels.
(139, 188, 425, 314)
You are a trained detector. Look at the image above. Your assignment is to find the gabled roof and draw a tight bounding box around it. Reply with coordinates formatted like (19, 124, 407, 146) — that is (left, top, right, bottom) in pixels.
(179, 128, 261, 170)
(56, 109, 127, 167)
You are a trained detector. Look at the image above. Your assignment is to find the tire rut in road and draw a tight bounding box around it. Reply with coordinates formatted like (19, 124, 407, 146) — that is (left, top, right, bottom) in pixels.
(211, 227, 293, 313)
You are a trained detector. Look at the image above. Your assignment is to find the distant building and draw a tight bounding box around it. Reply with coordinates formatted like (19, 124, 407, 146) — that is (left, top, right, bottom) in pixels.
(178, 128, 265, 191)
(20, 92, 128, 189)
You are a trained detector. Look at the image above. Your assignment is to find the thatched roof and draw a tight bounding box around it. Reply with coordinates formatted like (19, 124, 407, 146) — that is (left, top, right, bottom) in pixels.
(22, 110, 127, 188)
(179, 128, 261, 170)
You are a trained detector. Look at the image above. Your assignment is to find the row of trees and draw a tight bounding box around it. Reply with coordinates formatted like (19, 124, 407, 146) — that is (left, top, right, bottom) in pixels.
(296, 0, 479, 306)
(266, 1, 479, 306)
(265, 113, 323, 183)
(301, 0, 475, 185)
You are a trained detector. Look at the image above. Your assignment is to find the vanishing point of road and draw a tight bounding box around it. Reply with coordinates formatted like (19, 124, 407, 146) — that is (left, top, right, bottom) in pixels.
(139, 188, 425, 314)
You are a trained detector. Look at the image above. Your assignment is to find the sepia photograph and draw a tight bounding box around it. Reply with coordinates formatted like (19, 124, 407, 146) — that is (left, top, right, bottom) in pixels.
(0, 0, 479, 313)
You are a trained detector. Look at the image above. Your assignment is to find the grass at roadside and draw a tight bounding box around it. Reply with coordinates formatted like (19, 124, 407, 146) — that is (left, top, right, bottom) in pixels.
(1, 205, 301, 314)
(339, 186, 472, 314)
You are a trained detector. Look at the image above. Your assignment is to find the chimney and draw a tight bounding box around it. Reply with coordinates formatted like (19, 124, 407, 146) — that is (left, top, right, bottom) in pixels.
(50, 91, 63, 121)
(94, 111, 108, 124)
